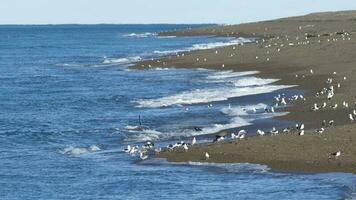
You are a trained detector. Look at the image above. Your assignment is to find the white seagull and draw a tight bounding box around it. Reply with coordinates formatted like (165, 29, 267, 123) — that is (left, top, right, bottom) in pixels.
(257, 129, 265, 136)
(192, 137, 197, 145)
(140, 152, 148, 160)
(205, 152, 210, 160)
(124, 145, 131, 153)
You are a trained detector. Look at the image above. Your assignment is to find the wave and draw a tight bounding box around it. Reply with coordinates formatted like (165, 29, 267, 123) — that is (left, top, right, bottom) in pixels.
(103, 56, 142, 64)
(157, 36, 177, 39)
(189, 37, 252, 51)
(186, 162, 270, 173)
(153, 49, 186, 55)
(60, 145, 101, 156)
(232, 77, 279, 87)
(153, 37, 253, 56)
(124, 32, 157, 38)
(141, 158, 270, 173)
(124, 103, 287, 142)
(135, 84, 293, 108)
(206, 70, 259, 80)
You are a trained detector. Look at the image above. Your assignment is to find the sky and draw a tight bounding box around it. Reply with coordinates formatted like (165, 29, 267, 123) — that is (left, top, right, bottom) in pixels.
(1, 0, 356, 24)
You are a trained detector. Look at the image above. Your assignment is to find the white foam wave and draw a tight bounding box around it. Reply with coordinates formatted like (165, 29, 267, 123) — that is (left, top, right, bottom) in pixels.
(60, 145, 101, 156)
(144, 158, 270, 173)
(60, 146, 88, 155)
(125, 103, 287, 142)
(103, 56, 141, 64)
(153, 49, 185, 55)
(124, 32, 157, 38)
(206, 70, 259, 80)
(232, 77, 279, 87)
(157, 36, 177, 39)
(189, 37, 252, 50)
(186, 162, 270, 173)
(153, 37, 252, 55)
(135, 84, 294, 108)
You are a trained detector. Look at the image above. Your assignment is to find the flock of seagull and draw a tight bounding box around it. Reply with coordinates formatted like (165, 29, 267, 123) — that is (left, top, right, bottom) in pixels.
(129, 28, 354, 161)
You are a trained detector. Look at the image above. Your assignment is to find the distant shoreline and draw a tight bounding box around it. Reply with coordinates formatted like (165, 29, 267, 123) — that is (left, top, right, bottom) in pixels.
(133, 10, 356, 173)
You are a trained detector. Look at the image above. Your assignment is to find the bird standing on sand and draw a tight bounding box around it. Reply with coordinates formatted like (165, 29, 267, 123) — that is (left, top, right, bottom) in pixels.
(205, 152, 210, 160)
(315, 128, 325, 134)
(192, 137, 197, 145)
(183, 144, 189, 152)
(349, 114, 354, 121)
(299, 130, 305, 136)
(257, 129, 265, 136)
(330, 151, 341, 159)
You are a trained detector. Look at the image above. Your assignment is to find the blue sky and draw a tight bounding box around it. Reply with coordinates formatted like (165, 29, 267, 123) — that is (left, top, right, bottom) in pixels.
(1, 0, 356, 24)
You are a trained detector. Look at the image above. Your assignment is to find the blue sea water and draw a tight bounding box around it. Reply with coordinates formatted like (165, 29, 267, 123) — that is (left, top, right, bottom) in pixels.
(0, 24, 355, 199)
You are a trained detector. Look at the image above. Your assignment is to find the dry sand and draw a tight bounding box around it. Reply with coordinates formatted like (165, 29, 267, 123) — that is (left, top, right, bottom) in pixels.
(133, 10, 356, 173)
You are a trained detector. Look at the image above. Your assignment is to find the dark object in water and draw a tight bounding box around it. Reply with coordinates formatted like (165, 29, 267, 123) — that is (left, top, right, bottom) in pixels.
(131, 115, 149, 131)
(194, 127, 203, 132)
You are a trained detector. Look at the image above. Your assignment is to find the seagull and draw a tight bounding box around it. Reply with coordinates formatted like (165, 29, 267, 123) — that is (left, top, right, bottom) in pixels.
(349, 114, 354, 121)
(300, 124, 305, 130)
(331, 104, 338, 109)
(312, 103, 319, 111)
(270, 127, 279, 135)
(329, 120, 334, 126)
(129, 146, 138, 154)
(330, 151, 341, 159)
(270, 107, 275, 113)
(257, 129, 265, 136)
(183, 144, 189, 152)
(213, 135, 225, 142)
(299, 130, 305, 136)
(315, 128, 325, 134)
(343, 101, 349, 108)
(281, 98, 287, 105)
(140, 152, 148, 160)
(283, 128, 291, 133)
(353, 110, 356, 116)
(205, 152, 210, 160)
(231, 133, 237, 139)
(310, 69, 314, 74)
(192, 137, 197, 145)
(327, 91, 334, 100)
(124, 145, 131, 153)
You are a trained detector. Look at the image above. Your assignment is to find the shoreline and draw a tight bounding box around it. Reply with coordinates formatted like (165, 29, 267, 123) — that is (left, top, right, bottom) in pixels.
(132, 10, 356, 173)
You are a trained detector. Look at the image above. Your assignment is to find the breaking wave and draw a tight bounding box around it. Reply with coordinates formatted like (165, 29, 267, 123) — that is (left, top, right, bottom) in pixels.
(124, 32, 157, 38)
(103, 56, 142, 64)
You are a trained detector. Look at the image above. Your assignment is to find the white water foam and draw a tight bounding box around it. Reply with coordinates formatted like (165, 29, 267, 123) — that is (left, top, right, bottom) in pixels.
(103, 56, 142, 64)
(135, 84, 293, 108)
(153, 37, 253, 55)
(186, 162, 270, 173)
(189, 37, 252, 50)
(232, 77, 279, 87)
(124, 32, 157, 38)
(206, 70, 258, 80)
(124, 103, 287, 142)
(142, 158, 270, 173)
(60, 145, 101, 156)
(135, 70, 294, 108)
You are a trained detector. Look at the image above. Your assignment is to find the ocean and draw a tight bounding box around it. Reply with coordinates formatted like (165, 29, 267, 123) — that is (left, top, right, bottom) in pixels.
(1, 24, 355, 199)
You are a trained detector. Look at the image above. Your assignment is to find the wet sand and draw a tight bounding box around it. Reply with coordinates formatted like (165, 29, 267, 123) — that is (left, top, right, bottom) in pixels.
(133, 11, 356, 173)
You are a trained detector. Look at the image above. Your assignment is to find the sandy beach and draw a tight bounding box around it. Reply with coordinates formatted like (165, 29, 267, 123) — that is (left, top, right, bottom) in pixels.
(133, 10, 356, 173)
